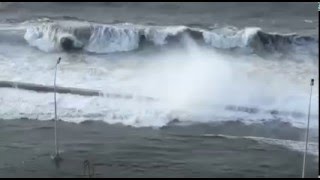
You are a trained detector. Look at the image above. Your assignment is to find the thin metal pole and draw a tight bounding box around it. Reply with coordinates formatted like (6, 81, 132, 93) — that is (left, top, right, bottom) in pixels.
(302, 78, 314, 178)
(54, 57, 61, 157)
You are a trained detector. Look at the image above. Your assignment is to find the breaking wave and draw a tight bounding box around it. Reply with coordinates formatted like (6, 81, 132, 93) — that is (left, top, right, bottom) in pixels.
(23, 19, 318, 59)
(0, 18, 318, 129)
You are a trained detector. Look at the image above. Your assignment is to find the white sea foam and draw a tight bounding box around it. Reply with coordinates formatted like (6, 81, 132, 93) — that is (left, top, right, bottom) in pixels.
(0, 20, 318, 128)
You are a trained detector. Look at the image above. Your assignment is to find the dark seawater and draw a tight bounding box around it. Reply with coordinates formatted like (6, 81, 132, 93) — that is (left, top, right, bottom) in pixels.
(0, 119, 318, 178)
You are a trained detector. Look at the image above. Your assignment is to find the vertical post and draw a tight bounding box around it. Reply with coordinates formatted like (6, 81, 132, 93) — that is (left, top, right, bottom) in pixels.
(52, 57, 62, 165)
(302, 78, 314, 178)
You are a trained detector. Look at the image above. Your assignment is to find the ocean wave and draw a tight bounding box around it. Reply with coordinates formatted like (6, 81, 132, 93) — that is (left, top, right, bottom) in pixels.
(22, 19, 318, 57)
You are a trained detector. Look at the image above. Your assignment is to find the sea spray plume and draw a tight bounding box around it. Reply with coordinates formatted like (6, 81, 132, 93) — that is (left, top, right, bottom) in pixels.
(0, 20, 316, 128)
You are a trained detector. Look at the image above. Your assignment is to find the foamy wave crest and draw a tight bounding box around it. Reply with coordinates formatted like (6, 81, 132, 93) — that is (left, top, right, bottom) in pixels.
(24, 23, 84, 52)
(23, 20, 318, 58)
(23, 21, 191, 53)
(85, 25, 140, 53)
(202, 27, 260, 49)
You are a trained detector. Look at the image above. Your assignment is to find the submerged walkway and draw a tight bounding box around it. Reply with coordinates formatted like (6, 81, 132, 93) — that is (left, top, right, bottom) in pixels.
(0, 80, 155, 101)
